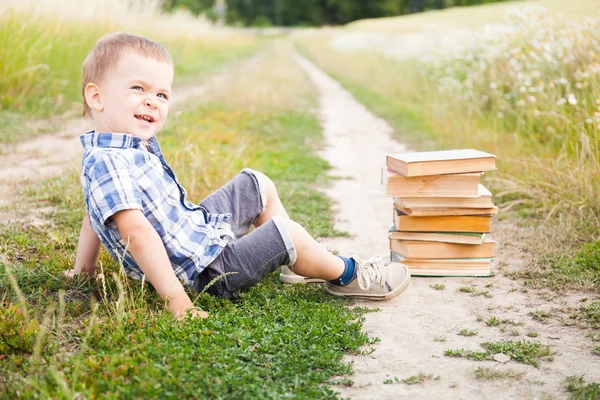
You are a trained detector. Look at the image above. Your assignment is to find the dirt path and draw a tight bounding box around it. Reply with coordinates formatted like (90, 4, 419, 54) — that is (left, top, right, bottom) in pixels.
(294, 53, 600, 399)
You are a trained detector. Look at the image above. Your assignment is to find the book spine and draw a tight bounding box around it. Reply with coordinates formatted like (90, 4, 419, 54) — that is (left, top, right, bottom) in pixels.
(394, 214, 491, 233)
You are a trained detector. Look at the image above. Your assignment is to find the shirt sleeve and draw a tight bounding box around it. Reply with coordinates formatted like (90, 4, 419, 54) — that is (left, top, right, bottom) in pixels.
(88, 152, 143, 226)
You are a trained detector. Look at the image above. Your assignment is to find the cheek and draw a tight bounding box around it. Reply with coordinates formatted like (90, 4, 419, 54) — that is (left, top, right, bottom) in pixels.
(160, 104, 169, 118)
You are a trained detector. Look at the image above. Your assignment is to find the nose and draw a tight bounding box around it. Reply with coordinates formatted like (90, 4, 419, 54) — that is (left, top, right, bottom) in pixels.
(145, 96, 157, 108)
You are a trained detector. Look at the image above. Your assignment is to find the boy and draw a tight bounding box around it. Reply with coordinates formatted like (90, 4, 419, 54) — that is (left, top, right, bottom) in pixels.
(67, 32, 410, 319)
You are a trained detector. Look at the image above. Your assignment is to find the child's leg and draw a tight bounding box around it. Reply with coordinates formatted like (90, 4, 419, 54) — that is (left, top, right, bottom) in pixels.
(250, 170, 410, 300)
(251, 170, 291, 226)
(251, 171, 344, 280)
(280, 219, 345, 280)
(197, 169, 409, 300)
(196, 216, 330, 297)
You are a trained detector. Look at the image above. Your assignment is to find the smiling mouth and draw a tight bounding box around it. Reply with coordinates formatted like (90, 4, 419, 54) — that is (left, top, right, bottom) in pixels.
(135, 114, 155, 123)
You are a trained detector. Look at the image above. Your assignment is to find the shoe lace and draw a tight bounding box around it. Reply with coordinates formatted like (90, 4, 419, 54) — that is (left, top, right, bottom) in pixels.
(355, 255, 386, 290)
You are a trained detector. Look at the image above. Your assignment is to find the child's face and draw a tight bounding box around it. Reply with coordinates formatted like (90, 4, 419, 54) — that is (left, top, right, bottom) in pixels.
(92, 52, 173, 140)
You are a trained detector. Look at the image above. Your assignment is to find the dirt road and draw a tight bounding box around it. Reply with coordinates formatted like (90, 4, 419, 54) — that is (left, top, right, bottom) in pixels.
(295, 53, 599, 400)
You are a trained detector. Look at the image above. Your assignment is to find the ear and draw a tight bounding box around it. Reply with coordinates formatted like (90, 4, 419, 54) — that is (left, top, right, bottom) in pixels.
(84, 82, 103, 113)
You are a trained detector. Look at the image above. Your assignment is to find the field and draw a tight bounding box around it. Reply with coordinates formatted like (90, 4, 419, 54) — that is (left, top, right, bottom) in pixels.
(295, 0, 600, 290)
(1, 0, 600, 398)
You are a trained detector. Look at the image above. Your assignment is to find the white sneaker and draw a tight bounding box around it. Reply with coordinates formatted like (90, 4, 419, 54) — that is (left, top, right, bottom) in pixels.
(324, 255, 410, 300)
(279, 244, 339, 284)
(279, 265, 325, 284)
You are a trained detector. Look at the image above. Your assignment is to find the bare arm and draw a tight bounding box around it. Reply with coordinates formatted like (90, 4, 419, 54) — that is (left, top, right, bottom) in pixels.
(113, 209, 207, 319)
(66, 211, 102, 277)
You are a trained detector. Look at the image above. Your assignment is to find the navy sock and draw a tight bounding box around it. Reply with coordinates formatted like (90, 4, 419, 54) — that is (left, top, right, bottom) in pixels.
(329, 256, 357, 286)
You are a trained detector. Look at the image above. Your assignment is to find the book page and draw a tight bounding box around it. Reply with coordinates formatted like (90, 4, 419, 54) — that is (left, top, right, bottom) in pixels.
(388, 149, 496, 164)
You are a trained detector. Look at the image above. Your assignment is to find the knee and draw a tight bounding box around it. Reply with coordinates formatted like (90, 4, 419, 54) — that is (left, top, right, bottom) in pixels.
(255, 171, 279, 200)
(278, 218, 302, 241)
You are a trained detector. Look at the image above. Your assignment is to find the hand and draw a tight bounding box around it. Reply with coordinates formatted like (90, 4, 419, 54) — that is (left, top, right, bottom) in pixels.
(62, 269, 78, 278)
(178, 307, 209, 320)
(62, 269, 97, 280)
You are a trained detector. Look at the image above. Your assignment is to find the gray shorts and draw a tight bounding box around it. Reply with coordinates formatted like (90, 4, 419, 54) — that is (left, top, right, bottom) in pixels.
(193, 168, 297, 299)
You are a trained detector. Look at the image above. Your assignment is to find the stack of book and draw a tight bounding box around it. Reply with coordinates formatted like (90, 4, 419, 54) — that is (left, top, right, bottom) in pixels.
(383, 149, 497, 277)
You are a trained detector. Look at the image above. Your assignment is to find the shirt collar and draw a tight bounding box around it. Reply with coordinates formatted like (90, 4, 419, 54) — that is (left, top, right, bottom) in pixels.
(80, 131, 160, 153)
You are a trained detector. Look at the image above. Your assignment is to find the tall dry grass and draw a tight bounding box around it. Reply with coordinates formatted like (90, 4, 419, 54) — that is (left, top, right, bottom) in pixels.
(0, 0, 259, 117)
(423, 7, 600, 227)
(297, 5, 600, 245)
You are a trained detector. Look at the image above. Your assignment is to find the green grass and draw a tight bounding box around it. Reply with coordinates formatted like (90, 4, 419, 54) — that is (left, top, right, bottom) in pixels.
(579, 301, 600, 329)
(485, 316, 501, 327)
(430, 283, 445, 290)
(0, 103, 359, 398)
(483, 317, 522, 327)
(509, 241, 600, 292)
(445, 340, 553, 368)
(565, 376, 600, 400)
(529, 310, 551, 324)
(473, 366, 525, 381)
(401, 373, 437, 385)
(159, 104, 346, 238)
(458, 329, 478, 337)
(456, 286, 493, 298)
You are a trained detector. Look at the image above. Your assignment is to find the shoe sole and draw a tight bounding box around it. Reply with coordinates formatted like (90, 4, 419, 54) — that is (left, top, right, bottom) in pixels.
(324, 265, 411, 301)
(279, 273, 325, 285)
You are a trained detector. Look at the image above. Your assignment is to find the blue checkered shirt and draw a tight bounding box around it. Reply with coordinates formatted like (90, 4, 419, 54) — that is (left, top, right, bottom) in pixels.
(80, 131, 233, 287)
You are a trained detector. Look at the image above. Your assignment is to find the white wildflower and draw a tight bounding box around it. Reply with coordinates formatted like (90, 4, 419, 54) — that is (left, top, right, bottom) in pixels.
(497, 111, 504, 118)
(519, 86, 527, 93)
(567, 93, 577, 105)
(516, 99, 526, 107)
(586, 118, 593, 124)
(528, 96, 537, 103)
(489, 83, 498, 90)
(556, 98, 567, 106)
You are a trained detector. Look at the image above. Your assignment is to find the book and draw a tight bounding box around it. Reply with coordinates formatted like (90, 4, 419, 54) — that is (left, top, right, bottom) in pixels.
(394, 184, 494, 209)
(386, 149, 496, 177)
(381, 168, 481, 197)
(389, 230, 487, 245)
(393, 209, 491, 233)
(391, 253, 493, 277)
(394, 205, 498, 217)
(390, 238, 495, 259)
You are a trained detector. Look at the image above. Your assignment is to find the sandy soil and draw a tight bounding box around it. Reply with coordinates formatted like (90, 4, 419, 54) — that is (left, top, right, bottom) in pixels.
(294, 53, 600, 400)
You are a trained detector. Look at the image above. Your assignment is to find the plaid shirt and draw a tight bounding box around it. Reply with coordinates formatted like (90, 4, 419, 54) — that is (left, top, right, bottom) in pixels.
(80, 131, 233, 287)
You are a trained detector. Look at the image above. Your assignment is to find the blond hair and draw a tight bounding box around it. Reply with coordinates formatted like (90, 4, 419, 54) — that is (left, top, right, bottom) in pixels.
(81, 32, 173, 118)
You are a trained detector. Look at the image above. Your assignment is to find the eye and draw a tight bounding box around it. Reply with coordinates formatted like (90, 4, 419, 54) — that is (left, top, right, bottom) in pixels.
(131, 86, 143, 91)
(157, 93, 169, 100)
